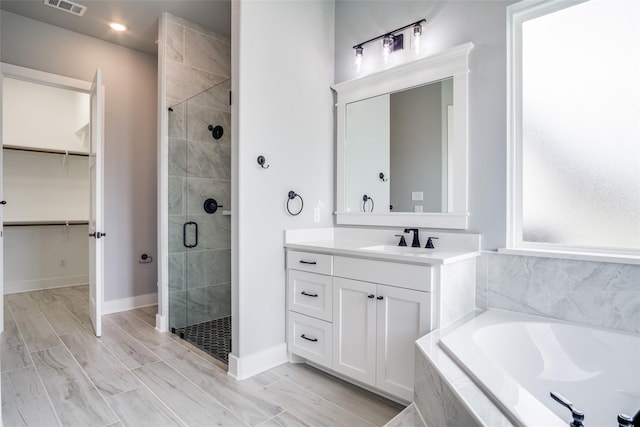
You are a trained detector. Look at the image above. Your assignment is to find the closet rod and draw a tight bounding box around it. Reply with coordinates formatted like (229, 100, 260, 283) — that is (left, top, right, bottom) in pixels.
(3, 221, 89, 227)
(3, 145, 90, 157)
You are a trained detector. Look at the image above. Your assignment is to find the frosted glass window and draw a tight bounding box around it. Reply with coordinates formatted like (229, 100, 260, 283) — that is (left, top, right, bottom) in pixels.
(521, 0, 640, 249)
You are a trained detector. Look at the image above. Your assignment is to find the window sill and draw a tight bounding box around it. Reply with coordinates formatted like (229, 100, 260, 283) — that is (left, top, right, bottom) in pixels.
(497, 248, 640, 266)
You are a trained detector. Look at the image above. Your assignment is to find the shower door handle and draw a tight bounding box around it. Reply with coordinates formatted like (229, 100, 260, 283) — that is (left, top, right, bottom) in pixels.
(183, 221, 198, 248)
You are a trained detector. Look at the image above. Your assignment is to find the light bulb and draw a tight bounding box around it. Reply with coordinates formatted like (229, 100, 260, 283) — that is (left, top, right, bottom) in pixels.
(413, 23, 423, 53)
(354, 46, 363, 72)
(413, 23, 422, 37)
(382, 35, 394, 50)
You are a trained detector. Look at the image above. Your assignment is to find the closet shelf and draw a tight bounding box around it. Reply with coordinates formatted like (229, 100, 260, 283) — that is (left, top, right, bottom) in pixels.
(3, 145, 90, 157)
(3, 220, 89, 227)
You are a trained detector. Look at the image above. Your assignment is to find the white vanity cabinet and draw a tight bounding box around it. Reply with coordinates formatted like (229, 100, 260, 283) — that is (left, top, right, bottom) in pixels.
(332, 257, 432, 402)
(286, 249, 434, 402)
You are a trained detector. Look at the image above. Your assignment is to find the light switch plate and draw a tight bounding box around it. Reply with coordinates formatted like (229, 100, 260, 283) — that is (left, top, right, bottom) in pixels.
(412, 191, 424, 201)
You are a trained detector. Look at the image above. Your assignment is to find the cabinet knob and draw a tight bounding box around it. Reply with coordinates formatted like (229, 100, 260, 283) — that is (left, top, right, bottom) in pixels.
(367, 294, 375, 299)
(376, 296, 384, 300)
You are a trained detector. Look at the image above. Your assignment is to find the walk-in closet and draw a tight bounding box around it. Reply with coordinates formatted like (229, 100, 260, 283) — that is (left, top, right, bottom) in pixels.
(2, 76, 90, 295)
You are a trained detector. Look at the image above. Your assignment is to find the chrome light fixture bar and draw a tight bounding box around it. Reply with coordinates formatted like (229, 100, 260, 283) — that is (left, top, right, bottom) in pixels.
(353, 19, 426, 58)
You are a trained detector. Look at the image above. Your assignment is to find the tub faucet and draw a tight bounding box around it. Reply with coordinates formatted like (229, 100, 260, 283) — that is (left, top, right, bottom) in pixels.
(403, 228, 420, 247)
(618, 409, 640, 427)
(550, 392, 584, 427)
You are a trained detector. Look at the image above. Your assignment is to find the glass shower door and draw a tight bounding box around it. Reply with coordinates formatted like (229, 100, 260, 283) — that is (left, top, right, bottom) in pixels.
(168, 80, 232, 362)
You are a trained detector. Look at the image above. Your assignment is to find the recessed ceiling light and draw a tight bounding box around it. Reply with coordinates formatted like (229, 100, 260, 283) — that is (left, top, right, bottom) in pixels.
(108, 21, 127, 32)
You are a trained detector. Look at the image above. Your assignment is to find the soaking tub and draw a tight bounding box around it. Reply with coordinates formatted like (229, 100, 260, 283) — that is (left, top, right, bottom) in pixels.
(437, 310, 640, 427)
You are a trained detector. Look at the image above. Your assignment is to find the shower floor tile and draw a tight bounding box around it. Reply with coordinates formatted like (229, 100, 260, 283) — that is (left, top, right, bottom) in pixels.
(174, 316, 231, 364)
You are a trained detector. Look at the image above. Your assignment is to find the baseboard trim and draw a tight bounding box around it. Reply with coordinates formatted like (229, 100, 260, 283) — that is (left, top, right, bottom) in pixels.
(156, 313, 168, 332)
(3, 276, 89, 294)
(227, 343, 288, 380)
(103, 292, 158, 315)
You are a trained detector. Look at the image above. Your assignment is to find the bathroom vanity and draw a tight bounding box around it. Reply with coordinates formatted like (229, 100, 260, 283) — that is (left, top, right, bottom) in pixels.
(284, 227, 480, 401)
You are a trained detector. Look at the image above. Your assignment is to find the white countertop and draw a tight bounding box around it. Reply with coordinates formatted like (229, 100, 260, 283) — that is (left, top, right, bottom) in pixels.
(284, 229, 481, 265)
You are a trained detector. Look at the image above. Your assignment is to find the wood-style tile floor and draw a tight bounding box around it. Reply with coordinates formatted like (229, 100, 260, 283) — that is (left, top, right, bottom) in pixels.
(1, 285, 404, 427)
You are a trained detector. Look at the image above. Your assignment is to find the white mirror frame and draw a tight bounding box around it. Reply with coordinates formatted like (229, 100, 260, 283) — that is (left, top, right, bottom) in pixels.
(332, 42, 474, 229)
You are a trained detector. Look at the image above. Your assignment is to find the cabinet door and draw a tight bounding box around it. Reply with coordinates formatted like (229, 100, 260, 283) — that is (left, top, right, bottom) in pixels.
(332, 277, 377, 386)
(376, 286, 431, 401)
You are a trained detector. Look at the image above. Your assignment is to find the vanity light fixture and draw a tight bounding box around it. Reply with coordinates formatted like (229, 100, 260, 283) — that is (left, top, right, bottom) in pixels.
(352, 18, 426, 59)
(108, 21, 127, 32)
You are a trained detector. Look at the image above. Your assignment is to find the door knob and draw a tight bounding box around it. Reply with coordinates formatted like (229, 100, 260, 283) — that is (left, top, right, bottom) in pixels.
(0, 200, 6, 205)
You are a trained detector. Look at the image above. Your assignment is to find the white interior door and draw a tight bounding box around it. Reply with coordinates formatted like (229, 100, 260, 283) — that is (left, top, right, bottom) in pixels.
(89, 69, 104, 337)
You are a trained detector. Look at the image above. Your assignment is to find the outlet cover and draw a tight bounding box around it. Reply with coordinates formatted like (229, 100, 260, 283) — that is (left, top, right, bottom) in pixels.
(414, 205, 423, 213)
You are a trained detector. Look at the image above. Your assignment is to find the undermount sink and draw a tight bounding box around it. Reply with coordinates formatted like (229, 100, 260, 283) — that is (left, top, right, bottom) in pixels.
(359, 245, 436, 256)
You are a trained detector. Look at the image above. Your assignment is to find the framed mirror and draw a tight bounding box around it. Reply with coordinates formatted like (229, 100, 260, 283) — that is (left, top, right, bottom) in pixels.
(332, 42, 474, 229)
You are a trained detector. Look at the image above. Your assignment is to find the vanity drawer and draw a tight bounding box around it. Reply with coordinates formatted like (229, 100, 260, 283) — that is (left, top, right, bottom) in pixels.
(288, 270, 332, 321)
(287, 250, 333, 275)
(333, 256, 433, 292)
(288, 312, 332, 367)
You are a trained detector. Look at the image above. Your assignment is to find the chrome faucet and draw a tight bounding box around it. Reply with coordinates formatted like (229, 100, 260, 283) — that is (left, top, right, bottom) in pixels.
(403, 228, 420, 248)
(550, 392, 584, 427)
(618, 409, 640, 427)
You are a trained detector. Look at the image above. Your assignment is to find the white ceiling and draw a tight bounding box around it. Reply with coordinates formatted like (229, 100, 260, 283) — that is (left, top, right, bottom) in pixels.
(0, 0, 231, 56)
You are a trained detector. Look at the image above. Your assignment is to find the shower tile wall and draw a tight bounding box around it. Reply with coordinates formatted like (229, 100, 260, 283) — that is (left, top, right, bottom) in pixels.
(476, 252, 640, 334)
(164, 13, 231, 329)
(164, 13, 231, 107)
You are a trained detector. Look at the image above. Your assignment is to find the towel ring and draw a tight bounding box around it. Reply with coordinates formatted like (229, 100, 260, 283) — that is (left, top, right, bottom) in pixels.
(362, 194, 374, 212)
(287, 191, 304, 216)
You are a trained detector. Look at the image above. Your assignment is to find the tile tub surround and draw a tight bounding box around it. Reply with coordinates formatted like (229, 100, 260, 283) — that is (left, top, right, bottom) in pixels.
(476, 251, 640, 334)
(413, 313, 514, 427)
(2, 285, 404, 426)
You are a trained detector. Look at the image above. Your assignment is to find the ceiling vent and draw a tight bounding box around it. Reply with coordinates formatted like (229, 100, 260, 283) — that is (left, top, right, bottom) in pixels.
(44, 0, 87, 16)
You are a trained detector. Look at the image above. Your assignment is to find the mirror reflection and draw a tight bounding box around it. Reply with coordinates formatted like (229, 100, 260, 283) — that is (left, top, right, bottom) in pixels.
(345, 77, 453, 213)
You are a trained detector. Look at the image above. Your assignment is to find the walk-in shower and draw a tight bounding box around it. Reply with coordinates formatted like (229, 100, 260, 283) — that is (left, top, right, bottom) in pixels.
(167, 79, 231, 363)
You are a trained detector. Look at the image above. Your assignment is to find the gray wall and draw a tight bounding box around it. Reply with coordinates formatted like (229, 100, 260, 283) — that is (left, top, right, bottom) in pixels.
(335, 0, 515, 249)
(1, 11, 158, 301)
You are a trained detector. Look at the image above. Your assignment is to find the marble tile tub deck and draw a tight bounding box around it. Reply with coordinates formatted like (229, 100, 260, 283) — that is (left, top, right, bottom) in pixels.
(1, 285, 404, 427)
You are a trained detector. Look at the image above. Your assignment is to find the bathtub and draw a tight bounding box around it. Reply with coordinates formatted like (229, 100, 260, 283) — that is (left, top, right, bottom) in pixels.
(437, 310, 640, 427)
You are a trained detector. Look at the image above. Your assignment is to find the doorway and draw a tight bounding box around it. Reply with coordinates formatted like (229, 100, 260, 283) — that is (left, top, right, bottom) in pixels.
(0, 63, 104, 337)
